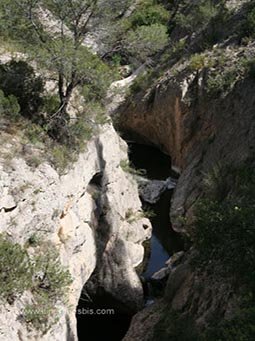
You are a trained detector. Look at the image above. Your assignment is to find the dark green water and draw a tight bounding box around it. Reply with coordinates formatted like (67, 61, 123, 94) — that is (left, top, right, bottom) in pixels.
(128, 143, 183, 278)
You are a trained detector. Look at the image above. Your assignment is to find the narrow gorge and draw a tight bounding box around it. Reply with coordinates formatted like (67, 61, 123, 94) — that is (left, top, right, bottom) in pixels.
(1, 1, 255, 340)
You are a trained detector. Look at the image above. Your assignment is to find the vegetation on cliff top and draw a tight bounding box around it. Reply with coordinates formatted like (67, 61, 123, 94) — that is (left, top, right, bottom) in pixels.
(0, 0, 170, 172)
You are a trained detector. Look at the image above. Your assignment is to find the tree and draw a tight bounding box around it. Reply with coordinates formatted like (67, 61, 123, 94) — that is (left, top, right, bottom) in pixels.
(2, 0, 116, 138)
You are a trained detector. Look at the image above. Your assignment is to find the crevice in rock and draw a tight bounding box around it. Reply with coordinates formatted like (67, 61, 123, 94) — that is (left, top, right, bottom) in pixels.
(75, 138, 185, 341)
(1, 205, 17, 213)
(76, 191, 134, 341)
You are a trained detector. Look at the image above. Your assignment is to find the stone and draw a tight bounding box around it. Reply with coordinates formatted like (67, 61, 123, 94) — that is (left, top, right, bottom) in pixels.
(0, 123, 152, 340)
(138, 176, 177, 204)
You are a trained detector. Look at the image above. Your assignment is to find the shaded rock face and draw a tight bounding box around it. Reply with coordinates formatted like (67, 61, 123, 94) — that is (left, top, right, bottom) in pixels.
(123, 258, 236, 341)
(0, 124, 151, 340)
(117, 73, 255, 232)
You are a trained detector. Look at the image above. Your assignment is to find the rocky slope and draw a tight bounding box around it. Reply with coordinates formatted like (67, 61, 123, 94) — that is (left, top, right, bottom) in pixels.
(116, 0, 255, 233)
(0, 124, 151, 340)
(114, 0, 255, 339)
(116, 49, 255, 232)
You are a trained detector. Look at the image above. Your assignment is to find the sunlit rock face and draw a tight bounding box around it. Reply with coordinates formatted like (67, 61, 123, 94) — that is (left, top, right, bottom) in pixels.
(0, 124, 151, 340)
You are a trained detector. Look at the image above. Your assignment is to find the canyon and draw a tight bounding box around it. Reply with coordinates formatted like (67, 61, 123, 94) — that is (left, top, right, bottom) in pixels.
(1, 1, 255, 340)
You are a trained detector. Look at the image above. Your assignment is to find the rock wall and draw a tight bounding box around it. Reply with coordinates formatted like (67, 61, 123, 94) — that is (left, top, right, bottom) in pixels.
(116, 68, 255, 232)
(0, 124, 151, 340)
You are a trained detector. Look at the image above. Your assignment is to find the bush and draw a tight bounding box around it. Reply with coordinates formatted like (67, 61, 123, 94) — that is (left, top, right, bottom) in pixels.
(243, 57, 255, 78)
(0, 235, 32, 299)
(51, 144, 71, 172)
(204, 298, 255, 341)
(152, 308, 199, 341)
(0, 60, 44, 121)
(0, 234, 72, 332)
(189, 54, 213, 71)
(125, 23, 168, 62)
(175, 0, 218, 32)
(25, 246, 72, 333)
(242, 7, 255, 38)
(206, 68, 238, 97)
(130, 1, 169, 28)
(32, 247, 72, 301)
(42, 94, 60, 116)
(24, 123, 47, 145)
(120, 159, 146, 176)
(192, 164, 255, 288)
(0, 89, 20, 118)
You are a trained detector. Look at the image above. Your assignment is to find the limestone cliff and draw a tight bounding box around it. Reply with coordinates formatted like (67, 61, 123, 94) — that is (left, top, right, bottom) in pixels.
(0, 124, 151, 340)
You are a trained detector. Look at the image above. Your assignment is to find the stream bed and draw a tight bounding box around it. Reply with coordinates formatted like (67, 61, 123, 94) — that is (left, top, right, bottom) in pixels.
(128, 143, 183, 279)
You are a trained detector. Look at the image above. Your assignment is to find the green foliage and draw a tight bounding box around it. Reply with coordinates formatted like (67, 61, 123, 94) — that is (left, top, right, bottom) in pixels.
(243, 57, 255, 78)
(0, 0, 39, 44)
(125, 23, 168, 62)
(42, 95, 60, 116)
(175, 0, 218, 32)
(0, 60, 44, 121)
(24, 298, 59, 333)
(32, 247, 72, 300)
(192, 164, 255, 288)
(0, 234, 72, 332)
(129, 71, 153, 93)
(68, 118, 93, 149)
(206, 68, 238, 97)
(51, 144, 71, 172)
(203, 296, 255, 341)
(242, 7, 255, 38)
(153, 308, 199, 341)
(26, 233, 42, 247)
(24, 123, 47, 145)
(0, 89, 20, 118)
(25, 246, 72, 333)
(0, 235, 32, 299)
(189, 53, 214, 71)
(130, 0, 169, 28)
(120, 159, 146, 176)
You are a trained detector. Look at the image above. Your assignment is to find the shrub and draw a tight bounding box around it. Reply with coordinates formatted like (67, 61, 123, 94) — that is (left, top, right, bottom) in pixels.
(32, 247, 72, 301)
(0, 60, 44, 121)
(125, 23, 168, 62)
(24, 123, 47, 145)
(152, 308, 199, 341)
(51, 144, 71, 172)
(0, 235, 72, 332)
(24, 298, 59, 333)
(206, 68, 238, 97)
(0, 89, 20, 118)
(204, 298, 255, 341)
(175, 0, 218, 32)
(120, 159, 146, 176)
(189, 54, 212, 71)
(243, 57, 255, 78)
(26, 233, 41, 247)
(25, 246, 72, 333)
(68, 118, 93, 149)
(192, 164, 255, 288)
(242, 7, 255, 38)
(130, 1, 169, 28)
(42, 94, 60, 116)
(0, 235, 32, 299)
